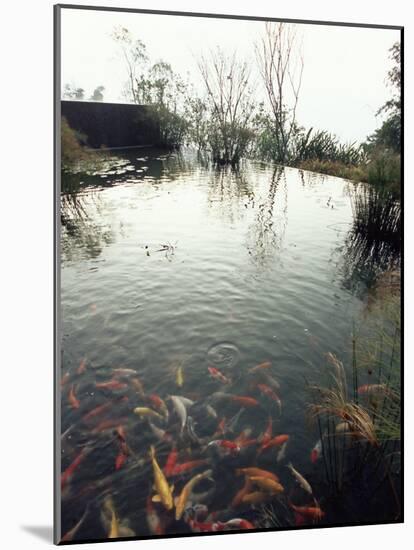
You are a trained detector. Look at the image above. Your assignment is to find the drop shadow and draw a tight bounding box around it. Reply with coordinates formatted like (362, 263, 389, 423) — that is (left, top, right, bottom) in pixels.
(21, 525, 53, 543)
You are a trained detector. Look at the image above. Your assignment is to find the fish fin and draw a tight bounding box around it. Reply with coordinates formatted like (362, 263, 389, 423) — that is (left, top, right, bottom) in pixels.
(149, 445, 155, 459)
(152, 495, 161, 503)
(170, 484, 174, 493)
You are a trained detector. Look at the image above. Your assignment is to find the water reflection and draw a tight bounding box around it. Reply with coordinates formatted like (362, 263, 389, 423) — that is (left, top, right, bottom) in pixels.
(339, 184, 401, 294)
(207, 164, 255, 224)
(246, 166, 287, 268)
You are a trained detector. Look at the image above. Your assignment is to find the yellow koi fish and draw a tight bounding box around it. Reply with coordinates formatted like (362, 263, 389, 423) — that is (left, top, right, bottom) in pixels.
(150, 446, 174, 511)
(176, 366, 184, 387)
(249, 476, 284, 494)
(133, 407, 163, 421)
(175, 472, 207, 520)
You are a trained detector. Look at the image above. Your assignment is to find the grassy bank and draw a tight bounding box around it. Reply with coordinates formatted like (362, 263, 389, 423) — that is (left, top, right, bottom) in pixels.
(296, 151, 401, 198)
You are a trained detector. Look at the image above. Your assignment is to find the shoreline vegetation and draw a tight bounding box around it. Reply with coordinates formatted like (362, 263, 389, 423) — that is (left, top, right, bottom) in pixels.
(62, 25, 401, 199)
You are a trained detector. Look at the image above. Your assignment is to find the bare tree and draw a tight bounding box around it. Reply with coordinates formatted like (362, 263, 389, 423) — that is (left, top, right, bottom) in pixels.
(255, 23, 304, 162)
(111, 26, 148, 103)
(198, 48, 257, 165)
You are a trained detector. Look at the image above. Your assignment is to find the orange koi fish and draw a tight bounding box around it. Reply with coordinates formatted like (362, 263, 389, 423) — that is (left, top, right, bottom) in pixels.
(249, 361, 272, 373)
(61, 447, 89, 489)
(260, 434, 289, 452)
(61, 372, 70, 387)
(68, 385, 80, 409)
(77, 358, 87, 375)
(92, 417, 129, 434)
(170, 459, 208, 476)
(232, 477, 253, 507)
(82, 402, 113, 422)
(230, 396, 259, 408)
(260, 416, 273, 446)
(236, 467, 279, 482)
(164, 447, 178, 477)
(96, 380, 128, 391)
(208, 366, 231, 384)
(289, 502, 324, 521)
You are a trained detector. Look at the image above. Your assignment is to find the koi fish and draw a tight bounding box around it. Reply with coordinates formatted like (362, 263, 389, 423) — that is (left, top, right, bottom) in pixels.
(232, 477, 252, 507)
(61, 372, 70, 387)
(112, 368, 137, 377)
(133, 407, 164, 421)
(164, 447, 178, 477)
(208, 366, 231, 384)
(96, 380, 128, 391)
(102, 497, 119, 539)
(170, 459, 208, 476)
(82, 401, 113, 422)
(150, 445, 174, 511)
(92, 417, 129, 434)
(236, 467, 279, 482)
(214, 417, 227, 437)
(61, 447, 89, 489)
(148, 394, 169, 419)
(115, 447, 128, 471)
(230, 396, 259, 408)
(61, 505, 89, 542)
(224, 518, 255, 530)
(175, 471, 209, 520)
(357, 384, 388, 396)
(187, 518, 225, 533)
(260, 434, 289, 451)
(287, 463, 313, 495)
(277, 440, 288, 463)
(249, 361, 272, 373)
(336, 421, 351, 434)
(176, 366, 184, 387)
(77, 358, 87, 375)
(148, 421, 172, 443)
(68, 385, 80, 409)
(208, 439, 240, 453)
(249, 476, 284, 494)
(257, 383, 282, 412)
(310, 438, 323, 464)
(260, 416, 273, 446)
(130, 377, 145, 395)
(146, 496, 164, 536)
(289, 502, 324, 521)
(169, 396, 187, 432)
(241, 491, 271, 505)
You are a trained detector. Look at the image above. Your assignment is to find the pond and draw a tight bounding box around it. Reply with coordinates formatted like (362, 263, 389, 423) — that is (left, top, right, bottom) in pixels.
(59, 149, 401, 541)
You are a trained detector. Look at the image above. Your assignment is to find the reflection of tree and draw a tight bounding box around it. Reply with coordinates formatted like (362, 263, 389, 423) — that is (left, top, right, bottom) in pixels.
(246, 165, 287, 267)
(206, 164, 255, 224)
(61, 172, 115, 262)
(339, 184, 401, 294)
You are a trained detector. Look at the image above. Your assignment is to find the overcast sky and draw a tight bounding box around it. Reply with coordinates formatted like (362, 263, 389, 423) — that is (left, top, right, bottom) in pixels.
(61, 8, 400, 144)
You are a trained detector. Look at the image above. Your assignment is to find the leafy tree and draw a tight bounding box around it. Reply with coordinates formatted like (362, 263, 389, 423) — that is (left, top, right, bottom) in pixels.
(63, 83, 85, 100)
(366, 42, 401, 152)
(90, 86, 105, 101)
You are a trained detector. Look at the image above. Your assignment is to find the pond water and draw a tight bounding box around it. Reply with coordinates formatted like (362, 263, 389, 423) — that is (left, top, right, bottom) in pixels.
(59, 149, 400, 541)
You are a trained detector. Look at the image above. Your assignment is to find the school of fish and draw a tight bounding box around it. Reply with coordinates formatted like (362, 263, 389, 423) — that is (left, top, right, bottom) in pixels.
(60, 356, 380, 541)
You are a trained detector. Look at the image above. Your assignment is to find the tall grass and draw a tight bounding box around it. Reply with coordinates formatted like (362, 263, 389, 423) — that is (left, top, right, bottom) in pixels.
(307, 272, 401, 519)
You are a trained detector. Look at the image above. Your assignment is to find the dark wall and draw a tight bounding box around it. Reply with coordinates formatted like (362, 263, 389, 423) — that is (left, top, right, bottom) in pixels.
(61, 100, 160, 149)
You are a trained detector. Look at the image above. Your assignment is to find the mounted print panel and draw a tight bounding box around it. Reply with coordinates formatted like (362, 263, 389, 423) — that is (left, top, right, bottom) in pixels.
(55, 4, 403, 544)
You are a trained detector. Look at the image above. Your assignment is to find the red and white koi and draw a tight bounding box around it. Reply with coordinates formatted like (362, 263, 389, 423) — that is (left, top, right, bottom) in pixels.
(310, 438, 323, 464)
